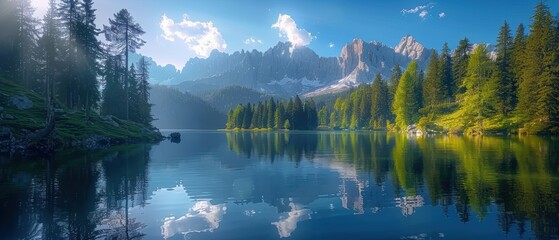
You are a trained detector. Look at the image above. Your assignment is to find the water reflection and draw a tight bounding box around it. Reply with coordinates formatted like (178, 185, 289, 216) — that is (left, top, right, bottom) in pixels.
(0, 144, 152, 240)
(0, 132, 558, 239)
(161, 196, 226, 239)
(225, 131, 559, 239)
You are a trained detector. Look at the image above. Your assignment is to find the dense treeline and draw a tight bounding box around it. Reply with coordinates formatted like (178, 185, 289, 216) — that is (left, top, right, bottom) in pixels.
(226, 96, 318, 130)
(0, 0, 153, 127)
(323, 3, 559, 134)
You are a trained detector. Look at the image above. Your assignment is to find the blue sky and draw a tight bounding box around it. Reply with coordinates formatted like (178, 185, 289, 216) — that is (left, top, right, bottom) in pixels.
(31, 0, 559, 69)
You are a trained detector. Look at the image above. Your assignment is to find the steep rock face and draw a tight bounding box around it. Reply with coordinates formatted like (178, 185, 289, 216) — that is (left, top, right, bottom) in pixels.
(176, 42, 342, 96)
(174, 36, 434, 97)
(307, 37, 432, 96)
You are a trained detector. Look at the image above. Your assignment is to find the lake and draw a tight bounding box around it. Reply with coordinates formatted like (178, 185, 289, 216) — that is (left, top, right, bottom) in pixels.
(1, 130, 558, 239)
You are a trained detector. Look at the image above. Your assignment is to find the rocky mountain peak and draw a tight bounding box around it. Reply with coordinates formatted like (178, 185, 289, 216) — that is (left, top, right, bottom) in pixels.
(395, 35, 425, 60)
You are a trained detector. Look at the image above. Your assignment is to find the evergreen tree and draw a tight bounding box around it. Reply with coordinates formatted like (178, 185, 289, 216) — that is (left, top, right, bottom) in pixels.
(78, 0, 103, 118)
(458, 45, 495, 132)
(452, 38, 471, 96)
(36, 0, 62, 111)
(13, 0, 39, 88)
(304, 99, 318, 130)
(370, 73, 390, 128)
(137, 57, 152, 125)
(392, 61, 420, 130)
(101, 55, 126, 119)
(275, 104, 285, 129)
(511, 24, 526, 91)
(388, 64, 402, 120)
(104, 9, 146, 120)
(423, 50, 442, 109)
(439, 43, 454, 102)
(516, 2, 559, 129)
(494, 21, 516, 116)
(58, 0, 81, 109)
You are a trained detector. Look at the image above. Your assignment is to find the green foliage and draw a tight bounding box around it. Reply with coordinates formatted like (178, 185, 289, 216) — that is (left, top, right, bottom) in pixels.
(516, 3, 559, 131)
(392, 61, 422, 130)
(494, 21, 516, 116)
(457, 45, 496, 132)
(452, 38, 472, 96)
(423, 50, 443, 109)
(439, 43, 454, 102)
(226, 96, 318, 130)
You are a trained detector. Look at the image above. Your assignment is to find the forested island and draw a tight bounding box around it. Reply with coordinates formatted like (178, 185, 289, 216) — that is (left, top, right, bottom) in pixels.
(227, 3, 559, 135)
(0, 0, 161, 154)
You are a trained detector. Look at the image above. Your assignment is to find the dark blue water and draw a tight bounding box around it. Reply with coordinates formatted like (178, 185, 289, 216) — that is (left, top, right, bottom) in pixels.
(1, 130, 558, 239)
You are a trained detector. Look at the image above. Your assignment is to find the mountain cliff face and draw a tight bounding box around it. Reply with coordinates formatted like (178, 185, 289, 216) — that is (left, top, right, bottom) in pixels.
(173, 35, 433, 97)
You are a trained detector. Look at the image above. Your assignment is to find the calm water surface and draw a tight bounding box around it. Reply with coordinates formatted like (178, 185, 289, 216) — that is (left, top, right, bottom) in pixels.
(1, 131, 559, 239)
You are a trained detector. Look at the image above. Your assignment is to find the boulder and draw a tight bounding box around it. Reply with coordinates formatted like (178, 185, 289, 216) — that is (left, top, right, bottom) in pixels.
(169, 132, 181, 143)
(10, 95, 33, 110)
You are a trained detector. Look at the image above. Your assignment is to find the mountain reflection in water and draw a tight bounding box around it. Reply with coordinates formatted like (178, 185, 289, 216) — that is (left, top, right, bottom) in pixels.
(0, 131, 558, 239)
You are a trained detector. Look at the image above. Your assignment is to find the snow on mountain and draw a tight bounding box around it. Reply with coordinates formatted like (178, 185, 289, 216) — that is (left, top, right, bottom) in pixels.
(172, 36, 437, 97)
(305, 37, 433, 97)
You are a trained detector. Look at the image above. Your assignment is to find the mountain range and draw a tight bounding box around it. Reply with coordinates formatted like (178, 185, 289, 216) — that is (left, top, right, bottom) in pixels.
(141, 35, 495, 97)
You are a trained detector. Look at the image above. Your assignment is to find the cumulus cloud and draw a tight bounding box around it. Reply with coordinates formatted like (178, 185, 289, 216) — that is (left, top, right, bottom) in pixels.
(160, 14, 227, 58)
(161, 201, 227, 239)
(439, 12, 446, 18)
(271, 14, 313, 47)
(329, 42, 335, 48)
(245, 37, 263, 45)
(419, 10, 428, 19)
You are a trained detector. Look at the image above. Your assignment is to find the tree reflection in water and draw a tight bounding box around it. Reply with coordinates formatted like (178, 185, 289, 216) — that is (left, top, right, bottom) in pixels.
(226, 131, 559, 239)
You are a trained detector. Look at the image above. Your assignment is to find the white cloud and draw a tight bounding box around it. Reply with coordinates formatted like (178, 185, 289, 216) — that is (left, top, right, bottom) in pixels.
(272, 203, 311, 238)
(160, 14, 227, 58)
(271, 14, 313, 48)
(328, 42, 335, 48)
(161, 201, 226, 239)
(439, 12, 446, 18)
(401, 5, 429, 15)
(245, 37, 263, 45)
(401, 3, 437, 19)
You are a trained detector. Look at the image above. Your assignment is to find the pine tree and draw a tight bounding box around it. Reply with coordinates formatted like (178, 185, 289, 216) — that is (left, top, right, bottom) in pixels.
(13, 0, 39, 88)
(104, 9, 146, 120)
(370, 73, 390, 128)
(36, 0, 62, 111)
(78, 0, 103, 118)
(511, 24, 526, 91)
(452, 38, 471, 96)
(423, 50, 442, 109)
(516, 2, 559, 130)
(101, 55, 126, 119)
(388, 64, 402, 121)
(58, 0, 81, 109)
(393, 61, 420, 130)
(439, 43, 454, 102)
(458, 45, 495, 132)
(494, 21, 516, 116)
(137, 57, 152, 125)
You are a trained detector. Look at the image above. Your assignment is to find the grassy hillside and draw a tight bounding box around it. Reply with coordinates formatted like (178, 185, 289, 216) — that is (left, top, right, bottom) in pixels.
(150, 85, 226, 129)
(0, 78, 162, 153)
(203, 85, 270, 114)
